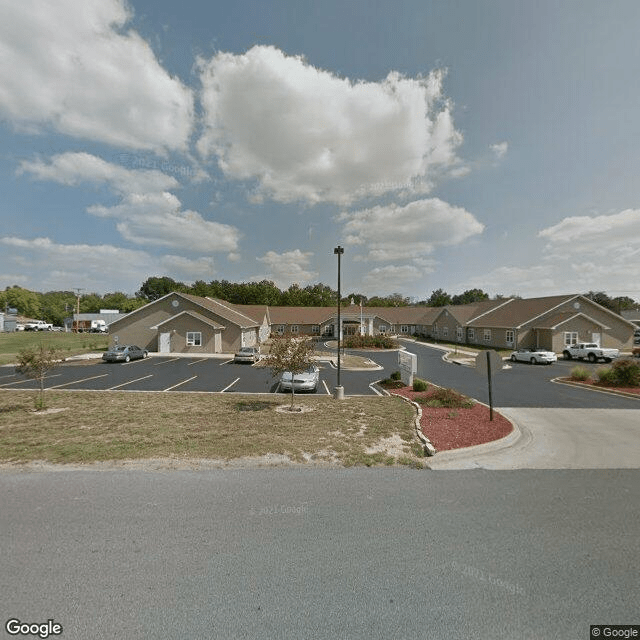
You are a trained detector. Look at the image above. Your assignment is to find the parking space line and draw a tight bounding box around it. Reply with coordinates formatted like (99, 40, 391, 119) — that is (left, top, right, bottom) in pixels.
(369, 382, 383, 396)
(188, 359, 209, 366)
(49, 374, 109, 389)
(221, 377, 240, 392)
(153, 358, 180, 366)
(220, 359, 234, 366)
(109, 375, 154, 390)
(0, 374, 63, 388)
(322, 380, 331, 395)
(164, 376, 198, 391)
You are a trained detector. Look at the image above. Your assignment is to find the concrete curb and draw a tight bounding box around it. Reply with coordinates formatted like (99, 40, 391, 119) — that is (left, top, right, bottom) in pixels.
(552, 377, 640, 400)
(390, 393, 437, 457)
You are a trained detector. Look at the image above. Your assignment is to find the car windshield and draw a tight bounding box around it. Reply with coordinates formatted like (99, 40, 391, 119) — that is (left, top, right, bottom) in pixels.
(112, 346, 126, 351)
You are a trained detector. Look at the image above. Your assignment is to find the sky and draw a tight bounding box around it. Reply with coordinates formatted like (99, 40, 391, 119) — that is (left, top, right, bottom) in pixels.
(1, 0, 640, 302)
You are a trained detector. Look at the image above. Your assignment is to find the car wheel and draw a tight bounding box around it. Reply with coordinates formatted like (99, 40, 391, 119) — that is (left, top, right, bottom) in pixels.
(588, 353, 597, 363)
(510, 354, 517, 362)
(563, 351, 572, 360)
(124, 355, 130, 363)
(530, 357, 536, 365)
(143, 352, 148, 358)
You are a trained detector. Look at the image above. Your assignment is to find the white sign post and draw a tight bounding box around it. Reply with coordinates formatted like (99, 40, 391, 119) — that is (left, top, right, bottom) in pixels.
(475, 350, 503, 421)
(398, 350, 417, 387)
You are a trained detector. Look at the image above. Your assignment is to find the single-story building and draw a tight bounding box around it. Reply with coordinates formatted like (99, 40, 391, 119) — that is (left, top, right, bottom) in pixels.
(107, 292, 636, 355)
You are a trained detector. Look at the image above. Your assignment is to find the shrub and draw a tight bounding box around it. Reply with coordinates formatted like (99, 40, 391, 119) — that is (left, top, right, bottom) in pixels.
(379, 378, 405, 389)
(611, 358, 640, 387)
(390, 370, 401, 381)
(595, 367, 617, 386)
(570, 366, 591, 382)
(416, 387, 474, 409)
(412, 378, 428, 392)
(342, 334, 400, 349)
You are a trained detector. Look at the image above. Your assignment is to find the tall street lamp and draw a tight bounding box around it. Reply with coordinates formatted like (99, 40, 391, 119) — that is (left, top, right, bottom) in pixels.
(334, 245, 344, 400)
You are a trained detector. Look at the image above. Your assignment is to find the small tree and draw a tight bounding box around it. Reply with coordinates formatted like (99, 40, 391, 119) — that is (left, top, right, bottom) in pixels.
(265, 335, 316, 410)
(16, 344, 60, 410)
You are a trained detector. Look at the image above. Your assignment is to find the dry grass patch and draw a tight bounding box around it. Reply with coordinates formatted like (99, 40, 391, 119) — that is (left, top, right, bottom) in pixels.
(0, 390, 421, 467)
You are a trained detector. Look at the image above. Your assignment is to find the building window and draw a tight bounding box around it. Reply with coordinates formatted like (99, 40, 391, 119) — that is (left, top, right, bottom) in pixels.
(456, 327, 464, 341)
(506, 330, 515, 345)
(186, 332, 202, 346)
(442, 327, 449, 337)
(468, 328, 475, 341)
(312, 325, 320, 334)
(484, 329, 492, 342)
(379, 325, 387, 334)
(276, 325, 285, 335)
(564, 331, 578, 346)
(401, 325, 409, 334)
(290, 325, 299, 334)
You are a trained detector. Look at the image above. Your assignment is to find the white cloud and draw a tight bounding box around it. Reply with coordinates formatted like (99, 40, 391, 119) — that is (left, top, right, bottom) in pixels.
(340, 198, 484, 261)
(490, 142, 508, 159)
(19, 153, 240, 253)
(0, 0, 193, 152)
(198, 45, 462, 204)
(362, 265, 424, 294)
(254, 249, 317, 288)
(0, 236, 215, 294)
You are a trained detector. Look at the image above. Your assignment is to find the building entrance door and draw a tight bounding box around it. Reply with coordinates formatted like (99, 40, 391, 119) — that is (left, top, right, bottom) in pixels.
(159, 332, 171, 353)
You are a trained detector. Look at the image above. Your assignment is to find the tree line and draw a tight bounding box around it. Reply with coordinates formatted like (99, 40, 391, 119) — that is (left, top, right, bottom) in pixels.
(2, 278, 637, 326)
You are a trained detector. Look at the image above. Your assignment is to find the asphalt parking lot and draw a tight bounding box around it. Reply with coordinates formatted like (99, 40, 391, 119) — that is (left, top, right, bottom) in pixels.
(0, 352, 396, 397)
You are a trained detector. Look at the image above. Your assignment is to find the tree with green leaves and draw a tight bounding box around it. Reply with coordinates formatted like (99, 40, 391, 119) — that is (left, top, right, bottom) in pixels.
(451, 289, 489, 305)
(427, 288, 452, 307)
(264, 335, 316, 410)
(16, 343, 61, 410)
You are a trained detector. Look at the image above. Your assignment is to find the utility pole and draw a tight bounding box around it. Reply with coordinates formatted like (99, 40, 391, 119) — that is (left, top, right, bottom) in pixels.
(334, 246, 344, 400)
(73, 288, 83, 318)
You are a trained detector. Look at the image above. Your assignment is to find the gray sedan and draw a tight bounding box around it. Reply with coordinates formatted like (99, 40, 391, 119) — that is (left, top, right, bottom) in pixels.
(102, 345, 148, 363)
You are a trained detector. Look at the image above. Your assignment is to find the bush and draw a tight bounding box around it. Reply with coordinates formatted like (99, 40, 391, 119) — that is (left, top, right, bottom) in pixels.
(390, 370, 401, 381)
(342, 335, 400, 349)
(611, 358, 640, 387)
(595, 367, 617, 386)
(416, 387, 474, 409)
(570, 366, 591, 382)
(412, 378, 428, 392)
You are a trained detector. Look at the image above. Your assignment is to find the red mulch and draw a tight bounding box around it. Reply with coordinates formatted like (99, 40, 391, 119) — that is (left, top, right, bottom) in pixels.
(560, 378, 640, 396)
(393, 387, 513, 451)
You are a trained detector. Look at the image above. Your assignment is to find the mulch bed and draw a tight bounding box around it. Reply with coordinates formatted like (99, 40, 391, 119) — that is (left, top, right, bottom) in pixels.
(559, 378, 640, 396)
(393, 387, 513, 451)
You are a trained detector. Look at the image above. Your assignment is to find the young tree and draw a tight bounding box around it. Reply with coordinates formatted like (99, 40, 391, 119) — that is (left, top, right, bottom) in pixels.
(16, 343, 61, 410)
(264, 335, 316, 410)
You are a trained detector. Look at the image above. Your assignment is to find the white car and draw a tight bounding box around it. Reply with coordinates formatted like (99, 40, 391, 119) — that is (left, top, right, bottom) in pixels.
(510, 348, 557, 365)
(280, 365, 320, 392)
(234, 346, 260, 363)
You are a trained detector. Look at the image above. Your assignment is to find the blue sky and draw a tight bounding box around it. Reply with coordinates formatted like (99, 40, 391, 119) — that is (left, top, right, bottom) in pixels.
(1, 0, 639, 302)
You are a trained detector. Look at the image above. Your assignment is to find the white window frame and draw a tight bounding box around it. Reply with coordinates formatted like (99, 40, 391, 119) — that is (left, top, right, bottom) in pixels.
(468, 328, 475, 341)
(276, 325, 285, 335)
(483, 329, 492, 342)
(456, 327, 464, 342)
(290, 325, 299, 334)
(379, 324, 387, 334)
(401, 325, 409, 334)
(564, 331, 578, 346)
(506, 330, 515, 345)
(186, 331, 202, 347)
(442, 327, 448, 338)
(312, 325, 320, 334)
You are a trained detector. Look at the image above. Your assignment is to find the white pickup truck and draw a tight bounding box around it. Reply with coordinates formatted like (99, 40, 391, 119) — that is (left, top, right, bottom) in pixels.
(562, 343, 618, 363)
(24, 320, 53, 331)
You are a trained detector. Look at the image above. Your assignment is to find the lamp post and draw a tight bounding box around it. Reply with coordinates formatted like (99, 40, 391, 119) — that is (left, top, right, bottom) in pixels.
(334, 246, 344, 400)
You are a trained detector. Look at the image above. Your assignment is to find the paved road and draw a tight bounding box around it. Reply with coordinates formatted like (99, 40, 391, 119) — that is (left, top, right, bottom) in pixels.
(2, 468, 638, 640)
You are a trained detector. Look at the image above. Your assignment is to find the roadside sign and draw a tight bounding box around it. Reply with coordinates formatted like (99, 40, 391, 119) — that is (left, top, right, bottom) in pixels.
(475, 350, 503, 375)
(398, 350, 417, 386)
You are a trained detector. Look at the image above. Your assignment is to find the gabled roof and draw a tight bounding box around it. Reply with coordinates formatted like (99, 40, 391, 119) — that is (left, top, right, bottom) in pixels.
(155, 310, 225, 330)
(531, 311, 610, 331)
(183, 295, 260, 328)
(467, 295, 578, 329)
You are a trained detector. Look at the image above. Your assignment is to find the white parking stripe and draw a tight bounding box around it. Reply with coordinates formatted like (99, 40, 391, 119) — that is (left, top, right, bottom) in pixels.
(49, 374, 109, 389)
(0, 374, 62, 388)
(221, 377, 240, 392)
(109, 375, 153, 390)
(163, 376, 197, 391)
(322, 380, 331, 395)
(153, 358, 180, 366)
(220, 359, 234, 366)
(188, 359, 209, 366)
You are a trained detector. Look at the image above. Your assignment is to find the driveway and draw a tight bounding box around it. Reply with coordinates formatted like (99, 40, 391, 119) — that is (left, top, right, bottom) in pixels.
(426, 408, 640, 469)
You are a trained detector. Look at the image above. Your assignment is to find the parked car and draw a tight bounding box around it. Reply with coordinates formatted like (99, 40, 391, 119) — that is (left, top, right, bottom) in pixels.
(510, 348, 557, 365)
(102, 345, 148, 363)
(632, 346, 640, 358)
(234, 346, 260, 363)
(279, 364, 320, 392)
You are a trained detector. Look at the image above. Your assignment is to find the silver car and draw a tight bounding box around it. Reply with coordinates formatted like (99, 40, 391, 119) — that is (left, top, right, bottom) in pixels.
(234, 346, 260, 363)
(280, 364, 320, 392)
(102, 345, 148, 363)
(510, 348, 557, 365)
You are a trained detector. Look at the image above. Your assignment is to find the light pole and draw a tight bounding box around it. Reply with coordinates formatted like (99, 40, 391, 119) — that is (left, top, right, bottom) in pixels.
(334, 246, 344, 400)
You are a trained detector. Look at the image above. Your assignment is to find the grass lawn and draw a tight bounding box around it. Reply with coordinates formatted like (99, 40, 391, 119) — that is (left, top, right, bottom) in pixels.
(0, 332, 109, 366)
(0, 390, 423, 468)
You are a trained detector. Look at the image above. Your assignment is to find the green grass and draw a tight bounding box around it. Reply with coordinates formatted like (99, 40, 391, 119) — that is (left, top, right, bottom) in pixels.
(0, 332, 109, 365)
(0, 390, 422, 468)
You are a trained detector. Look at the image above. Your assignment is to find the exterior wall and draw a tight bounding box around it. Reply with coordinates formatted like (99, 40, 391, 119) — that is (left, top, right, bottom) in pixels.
(549, 316, 607, 353)
(466, 327, 516, 349)
(108, 294, 248, 353)
(159, 316, 221, 354)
